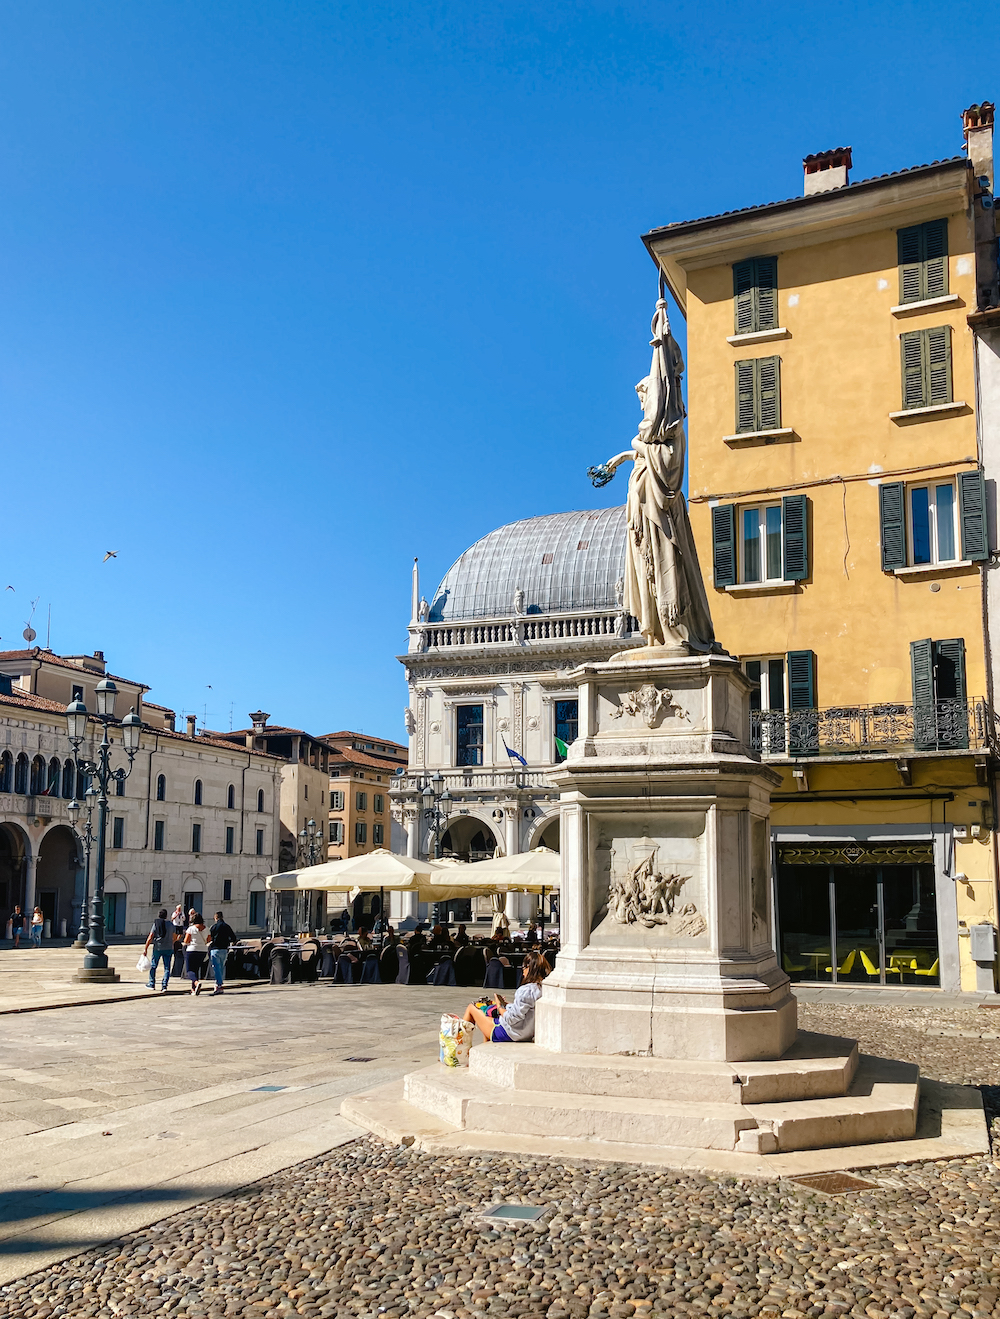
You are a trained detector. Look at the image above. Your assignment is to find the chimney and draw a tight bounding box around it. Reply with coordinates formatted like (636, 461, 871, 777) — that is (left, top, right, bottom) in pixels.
(963, 101, 995, 189)
(803, 147, 852, 196)
(250, 710, 270, 733)
(186, 714, 197, 736)
(165, 712, 175, 732)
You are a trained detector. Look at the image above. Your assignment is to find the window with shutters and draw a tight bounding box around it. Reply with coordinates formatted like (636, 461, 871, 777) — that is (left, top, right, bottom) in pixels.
(879, 473, 987, 570)
(329, 820, 344, 845)
(897, 219, 948, 304)
(911, 637, 968, 750)
(355, 821, 367, 845)
(373, 823, 384, 845)
(732, 256, 779, 334)
(745, 656, 786, 755)
(356, 791, 367, 811)
(735, 356, 781, 432)
(714, 495, 808, 587)
(899, 326, 952, 409)
(331, 790, 344, 810)
(373, 793, 384, 814)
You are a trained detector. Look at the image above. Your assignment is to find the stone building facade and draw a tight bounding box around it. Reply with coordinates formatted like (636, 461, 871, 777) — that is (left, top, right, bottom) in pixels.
(391, 507, 641, 924)
(0, 649, 283, 939)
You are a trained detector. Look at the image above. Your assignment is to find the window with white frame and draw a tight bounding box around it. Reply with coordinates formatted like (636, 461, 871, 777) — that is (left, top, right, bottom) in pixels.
(909, 481, 957, 566)
(741, 504, 783, 583)
(744, 657, 786, 714)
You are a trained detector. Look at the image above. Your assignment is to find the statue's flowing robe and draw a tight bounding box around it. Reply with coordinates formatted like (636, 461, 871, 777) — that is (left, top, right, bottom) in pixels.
(623, 302, 716, 652)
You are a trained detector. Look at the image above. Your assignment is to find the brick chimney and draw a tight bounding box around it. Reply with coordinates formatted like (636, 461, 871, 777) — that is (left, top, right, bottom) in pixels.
(250, 710, 270, 733)
(186, 714, 197, 736)
(803, 147, 852, 196)
(963, 101, 995, 188)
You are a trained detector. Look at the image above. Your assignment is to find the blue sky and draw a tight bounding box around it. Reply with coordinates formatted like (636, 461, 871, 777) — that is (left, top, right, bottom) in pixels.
(0, 1, 991, 739)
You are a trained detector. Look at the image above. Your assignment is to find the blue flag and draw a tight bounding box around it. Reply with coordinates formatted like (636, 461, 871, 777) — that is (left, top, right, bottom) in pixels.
(503, 737, 527, 767)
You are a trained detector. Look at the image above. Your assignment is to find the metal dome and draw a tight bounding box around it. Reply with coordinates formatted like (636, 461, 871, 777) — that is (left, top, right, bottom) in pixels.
(429, 507, 626, 623)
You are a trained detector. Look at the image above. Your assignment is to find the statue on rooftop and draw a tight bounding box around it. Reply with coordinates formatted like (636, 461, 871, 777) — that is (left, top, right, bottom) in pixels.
(589, 288, 717, 653)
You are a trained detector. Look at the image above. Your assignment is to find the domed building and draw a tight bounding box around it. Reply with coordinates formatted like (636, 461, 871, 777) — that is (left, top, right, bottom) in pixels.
(391, 506, 642, 925)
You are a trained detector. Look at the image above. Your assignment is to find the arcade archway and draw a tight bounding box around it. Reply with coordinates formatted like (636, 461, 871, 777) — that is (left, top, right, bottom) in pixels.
(36, 826, 79, 937)
(440, 816, 501, 863)
(0, 824, 27, 926)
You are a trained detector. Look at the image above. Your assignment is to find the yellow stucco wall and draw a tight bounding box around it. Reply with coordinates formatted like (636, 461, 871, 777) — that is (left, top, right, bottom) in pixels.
(685, 208, 986, 705)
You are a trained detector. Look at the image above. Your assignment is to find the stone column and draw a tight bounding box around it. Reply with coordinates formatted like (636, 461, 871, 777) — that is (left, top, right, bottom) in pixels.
(23, 853, 37, 914)
(535, 650, 796, 1063)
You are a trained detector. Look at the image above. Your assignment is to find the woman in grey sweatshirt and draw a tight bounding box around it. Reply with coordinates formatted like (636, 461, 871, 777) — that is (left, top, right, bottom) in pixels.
(462, 951, 549, 1043)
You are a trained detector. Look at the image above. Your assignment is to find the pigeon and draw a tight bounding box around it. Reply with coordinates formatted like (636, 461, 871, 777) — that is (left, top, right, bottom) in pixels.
(103, 551, 118, 562)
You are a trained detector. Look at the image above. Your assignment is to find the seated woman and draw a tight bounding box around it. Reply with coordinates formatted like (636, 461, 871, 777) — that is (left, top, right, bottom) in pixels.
(462, 950, 548, 1044)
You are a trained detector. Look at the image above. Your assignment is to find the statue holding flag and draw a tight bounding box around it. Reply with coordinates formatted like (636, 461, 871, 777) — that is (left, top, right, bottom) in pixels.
(589, 288, 717, 654)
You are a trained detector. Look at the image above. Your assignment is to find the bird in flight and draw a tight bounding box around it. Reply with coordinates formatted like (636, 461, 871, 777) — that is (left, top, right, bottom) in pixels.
(103, 551, 118, 562)
(4, 586, 13, 592)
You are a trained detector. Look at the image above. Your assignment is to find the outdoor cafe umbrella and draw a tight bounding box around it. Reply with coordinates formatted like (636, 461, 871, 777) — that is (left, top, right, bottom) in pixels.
(464, 847, 561, 939)
(267, 849, 442, 931)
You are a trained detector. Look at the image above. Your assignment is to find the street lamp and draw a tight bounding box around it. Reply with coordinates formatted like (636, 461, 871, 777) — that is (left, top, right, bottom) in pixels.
(421, 774, 453, 860)
(65, 689, 143, 983)
(298, 817, 324, 868)
(66, 785, 98, 948)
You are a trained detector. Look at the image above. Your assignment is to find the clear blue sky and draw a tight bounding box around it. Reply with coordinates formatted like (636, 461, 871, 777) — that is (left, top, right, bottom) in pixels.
(0, 2, 991, 738)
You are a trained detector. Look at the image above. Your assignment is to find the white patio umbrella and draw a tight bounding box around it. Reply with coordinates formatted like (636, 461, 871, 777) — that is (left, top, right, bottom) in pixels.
(268, 849, 444, 933)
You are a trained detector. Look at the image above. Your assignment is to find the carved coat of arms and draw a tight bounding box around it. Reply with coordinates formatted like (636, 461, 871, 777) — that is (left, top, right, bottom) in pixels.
(609, 683, 684, 729)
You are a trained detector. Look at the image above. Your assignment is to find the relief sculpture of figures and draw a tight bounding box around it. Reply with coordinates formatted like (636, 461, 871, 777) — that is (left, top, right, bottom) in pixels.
(608, 844, 707, 936)
(588, 285, 717, 653)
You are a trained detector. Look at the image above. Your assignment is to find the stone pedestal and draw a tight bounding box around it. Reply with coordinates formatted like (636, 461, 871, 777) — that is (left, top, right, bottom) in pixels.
(535, 649, 796, 1063)
(72, 967, 120, 984)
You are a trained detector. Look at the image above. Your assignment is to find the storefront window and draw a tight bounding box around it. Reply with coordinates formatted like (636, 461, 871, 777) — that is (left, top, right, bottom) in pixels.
(776, 845, 939, 986)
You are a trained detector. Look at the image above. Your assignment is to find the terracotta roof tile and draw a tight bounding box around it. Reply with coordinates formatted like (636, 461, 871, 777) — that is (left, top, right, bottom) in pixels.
(0, 648, 150, 691)
(330, 746, 408, 772)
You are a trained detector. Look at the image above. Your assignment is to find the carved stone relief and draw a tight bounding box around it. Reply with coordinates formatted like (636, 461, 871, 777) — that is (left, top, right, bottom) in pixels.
(609, 684, 685, 729)
(607, 837, 706, 936)
(511, 682, 524, 754)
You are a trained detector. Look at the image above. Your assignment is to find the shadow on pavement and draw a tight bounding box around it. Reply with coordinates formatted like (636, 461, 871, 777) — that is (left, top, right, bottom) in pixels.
(0, 1183, 199, 1252)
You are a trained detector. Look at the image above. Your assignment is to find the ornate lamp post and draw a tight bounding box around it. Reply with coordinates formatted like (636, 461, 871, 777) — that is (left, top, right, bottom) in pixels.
(66, 786, 98, 948)
(421, 772, 453, 859)
(297, 818, 324, 867)
(65, 681, 143, 982)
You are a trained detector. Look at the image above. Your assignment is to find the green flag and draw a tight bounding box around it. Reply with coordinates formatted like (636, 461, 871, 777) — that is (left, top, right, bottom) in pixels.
(554, 736, 569, 759)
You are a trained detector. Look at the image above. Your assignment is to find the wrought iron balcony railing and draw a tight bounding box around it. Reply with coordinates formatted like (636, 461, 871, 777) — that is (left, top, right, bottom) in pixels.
(750, 698, 992, 759)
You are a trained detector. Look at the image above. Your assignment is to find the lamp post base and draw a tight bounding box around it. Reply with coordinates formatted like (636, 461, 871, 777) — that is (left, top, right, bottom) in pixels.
(71, 938, 88, 949)
(72, 967, 120, 983)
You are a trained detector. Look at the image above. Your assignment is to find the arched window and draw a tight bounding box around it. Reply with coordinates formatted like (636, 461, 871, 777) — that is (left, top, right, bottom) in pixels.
(14, 754, 29, 794)
(227, 783, 235, 810)
(194, 779, 203, 806)
(30, 755, 46, 796)
(48, 757, 61, 796)
(62, 759, 75, 799)
(0, 752, 11, 793)
(257, 788, 265, 813)
(156, 773, 166, 801)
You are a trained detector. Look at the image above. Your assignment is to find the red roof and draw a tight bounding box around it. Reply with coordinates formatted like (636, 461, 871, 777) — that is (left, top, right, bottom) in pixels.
(0, 648, 150, 691)
(331, 745, 408, 772)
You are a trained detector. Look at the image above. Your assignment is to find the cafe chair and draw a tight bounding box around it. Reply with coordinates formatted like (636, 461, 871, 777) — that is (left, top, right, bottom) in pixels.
(783, 952, 808, 974)
(360, 952, 382, 983)
(455, 947, 486, 986)
(858, 949, 895, 979)
(483, 957, 505, 989)
(270, 945, 292, 985)
(427, 957, 457, 986)
(319, 944, 337, 978)
(913, 958, 940, 978)
(335, 953, 358, 984)
(379, 945, 399, 983)
(824, 949, 856, 976)
(395, 945, 410, 985)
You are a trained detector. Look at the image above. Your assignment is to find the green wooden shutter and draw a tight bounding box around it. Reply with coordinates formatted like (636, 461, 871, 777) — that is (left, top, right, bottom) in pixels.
(787, 651, 815, 709)
(922, 218, 948, 299)
(898, 225, 923, 303)
(712, 504, 737, 587)
(911, 637, 936, 749)
(757, 356, 781, 430)
(733, 259, 755, 334)
(900, 329, 927, 409)
(958, 470, 989, 561)
(782, 494, 808, 580)
(755, 256, 778, 331)
(934, 638, 967, 701)
(735, 360, 756, 432)
(879, 481, 907, 570)
(926, 325, 952, 404)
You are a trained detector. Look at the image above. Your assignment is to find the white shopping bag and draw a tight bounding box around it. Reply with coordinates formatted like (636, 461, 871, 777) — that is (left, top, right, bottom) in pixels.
(439, 1013, 475, 1068)
(136, 954, 152, 972)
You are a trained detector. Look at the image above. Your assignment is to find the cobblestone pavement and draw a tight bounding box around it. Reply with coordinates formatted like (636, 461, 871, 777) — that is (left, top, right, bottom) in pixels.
(2, 1000, 1000, 1319)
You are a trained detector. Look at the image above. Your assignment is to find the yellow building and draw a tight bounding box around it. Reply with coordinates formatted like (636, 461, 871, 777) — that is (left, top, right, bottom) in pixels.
(644, 119, 998, 994)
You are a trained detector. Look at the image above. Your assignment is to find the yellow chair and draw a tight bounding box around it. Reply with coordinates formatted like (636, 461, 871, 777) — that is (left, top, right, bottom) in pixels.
(783, 952, 808, 974)
(825, 948, 856, 976)
(914, 958, 940, 978)
(858, 948, 882, 978)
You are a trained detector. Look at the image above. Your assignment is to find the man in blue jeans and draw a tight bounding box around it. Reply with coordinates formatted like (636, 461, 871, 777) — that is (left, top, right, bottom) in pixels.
(208, 911, 237, 996)
(143, 909, 175, 992)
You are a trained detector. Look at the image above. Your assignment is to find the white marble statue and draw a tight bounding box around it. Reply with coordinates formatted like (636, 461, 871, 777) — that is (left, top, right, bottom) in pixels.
(590, 294, 716, 652)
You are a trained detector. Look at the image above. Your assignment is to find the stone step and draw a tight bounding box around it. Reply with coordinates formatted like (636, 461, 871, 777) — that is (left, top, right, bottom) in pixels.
(403, 1054, 919, 1155)
(405, 1066, 759, 1151)
(467, 1030, 859, 1105)
(746, 1057, 920, 1153)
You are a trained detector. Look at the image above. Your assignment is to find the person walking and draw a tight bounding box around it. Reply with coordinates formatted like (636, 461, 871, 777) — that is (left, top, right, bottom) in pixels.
(183, 914, 209, 995)
(207, 911, 236, 996)
(29, 907, 43, 948)
(143, 908, 175, 992)
(10, 906, 24, 948)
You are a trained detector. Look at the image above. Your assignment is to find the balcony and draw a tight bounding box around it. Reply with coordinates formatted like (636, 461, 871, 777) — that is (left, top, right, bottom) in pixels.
(750, 699, 992, 760)
(393, 768, 557, 794)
